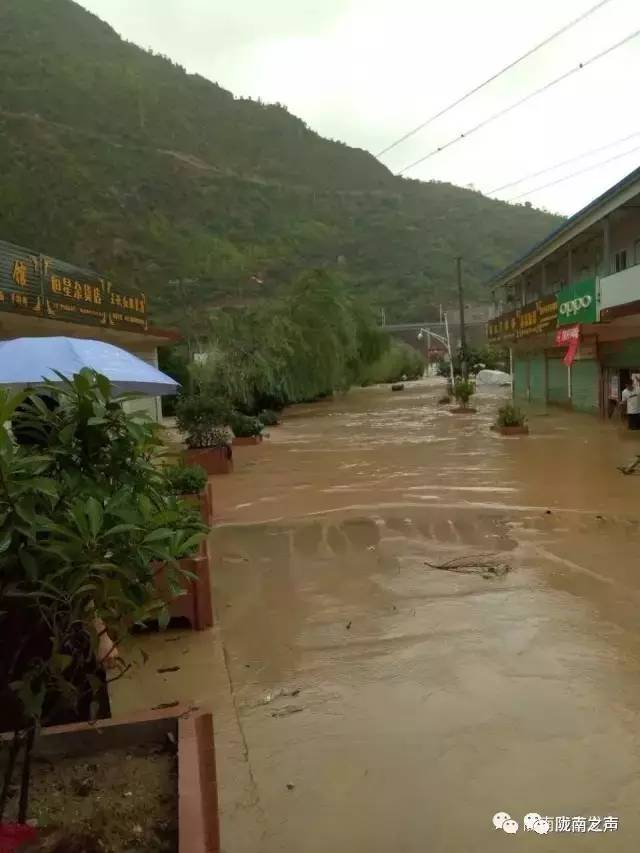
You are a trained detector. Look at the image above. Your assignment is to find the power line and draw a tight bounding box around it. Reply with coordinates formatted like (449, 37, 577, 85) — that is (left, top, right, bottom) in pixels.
(506, 143, 640, 201)
(376, 0, 616, 159)
(487, 130, 640, 194)
(399, 28, 640, 174)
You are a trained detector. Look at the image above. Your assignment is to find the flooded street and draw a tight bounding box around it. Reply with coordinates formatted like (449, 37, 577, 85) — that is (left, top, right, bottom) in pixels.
(114, 379, 640, 851)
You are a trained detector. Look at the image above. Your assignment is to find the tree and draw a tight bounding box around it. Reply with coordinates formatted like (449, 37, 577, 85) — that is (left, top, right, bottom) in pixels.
(0, 371, 206, 822)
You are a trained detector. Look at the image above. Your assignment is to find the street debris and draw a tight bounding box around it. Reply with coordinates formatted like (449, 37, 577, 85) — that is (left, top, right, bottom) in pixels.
(259, 687, 301, 705)
(157, 666, 180, 674)
(425, 553, 511, 579)
(272, 705, 304, 718)
(286, 783, 296, 791)
(618, 455, 640, 475)
(346, 620, 352, 630)
(70, 777, 94, 798)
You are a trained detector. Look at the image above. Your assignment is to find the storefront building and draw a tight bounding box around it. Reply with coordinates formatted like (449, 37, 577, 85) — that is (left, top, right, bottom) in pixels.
(0, 239, 177, 420)
(487, 166, 640, 416)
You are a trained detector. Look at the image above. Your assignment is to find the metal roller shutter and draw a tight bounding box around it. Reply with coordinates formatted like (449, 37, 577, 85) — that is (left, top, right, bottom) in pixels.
(547, 358, 569, 404)
(571, 360, 599, 413)
(528, 354, 546, 405)
(513, 357, 528, 400)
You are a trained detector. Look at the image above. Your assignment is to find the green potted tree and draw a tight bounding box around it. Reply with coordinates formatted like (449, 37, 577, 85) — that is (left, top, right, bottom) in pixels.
(161, 463, 214, 631)
(176, 395, 233, 475)
(0, 372, 219, 850)
(164, 462, 211, 525)
(451, 377, 477, 413)
(492, 403, 529, 436)
(258, 409, 281, 427)
(229, 412, 264, 446)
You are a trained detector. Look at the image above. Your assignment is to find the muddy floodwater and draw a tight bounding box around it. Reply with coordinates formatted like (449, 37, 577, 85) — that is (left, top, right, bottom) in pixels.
(114, 379, 640, 852)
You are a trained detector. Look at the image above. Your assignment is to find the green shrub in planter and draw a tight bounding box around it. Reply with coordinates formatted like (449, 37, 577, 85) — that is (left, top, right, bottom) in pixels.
(0, 371, 206, 822)
(453, 377, 476, 407)
(164, 463, 208, 495)
(259, 409, 280, 427)
(176, 395, 231, 449)
(496, 403, 526, 428)
(230, 412, 263, 438)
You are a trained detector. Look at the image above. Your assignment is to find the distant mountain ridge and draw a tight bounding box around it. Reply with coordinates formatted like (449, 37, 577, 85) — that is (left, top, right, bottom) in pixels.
(0, 0, 563, 324)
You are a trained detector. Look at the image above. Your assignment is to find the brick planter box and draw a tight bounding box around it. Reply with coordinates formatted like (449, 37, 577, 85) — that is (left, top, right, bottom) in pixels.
(232, 434, 263, 446)
(184, 446, 233, 476)
(491, 424, 529, 436)
(1, 706, 220, 853)
(181, 488, 214, 527)
(156, 552, 213, 632)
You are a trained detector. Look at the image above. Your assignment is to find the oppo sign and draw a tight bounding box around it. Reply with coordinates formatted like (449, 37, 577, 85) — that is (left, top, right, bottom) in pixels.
(557, 278, 597, 326)
(559, 294, 592, 317)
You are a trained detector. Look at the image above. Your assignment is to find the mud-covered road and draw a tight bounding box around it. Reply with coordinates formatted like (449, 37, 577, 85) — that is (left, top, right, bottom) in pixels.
(115, 379, 640, 851)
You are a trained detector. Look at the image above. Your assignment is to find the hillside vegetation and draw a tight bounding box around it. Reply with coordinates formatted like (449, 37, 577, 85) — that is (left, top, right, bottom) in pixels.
(0, 0, 563, 328)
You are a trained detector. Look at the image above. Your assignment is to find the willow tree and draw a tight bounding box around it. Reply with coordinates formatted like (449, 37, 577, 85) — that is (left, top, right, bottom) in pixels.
(192, 269, 391, 410)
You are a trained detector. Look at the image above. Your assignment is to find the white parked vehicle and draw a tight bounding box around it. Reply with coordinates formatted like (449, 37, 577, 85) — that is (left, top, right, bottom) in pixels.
(475, 368, 511, 386)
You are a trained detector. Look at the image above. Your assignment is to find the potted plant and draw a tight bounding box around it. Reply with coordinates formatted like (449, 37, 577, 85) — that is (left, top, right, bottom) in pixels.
(0, 372, 218, 849)
(492, 403, 529, 436)
(258, 409, 280, 427)
(451, 377, 477, 413)
(161, 463, 214, 631)
(164, 462, 211, 525)
(176, 395, 233, 475)
(229, 412, 263, 446)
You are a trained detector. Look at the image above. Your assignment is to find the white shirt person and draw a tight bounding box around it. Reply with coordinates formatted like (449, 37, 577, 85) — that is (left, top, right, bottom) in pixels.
(622, 379, 640, 428)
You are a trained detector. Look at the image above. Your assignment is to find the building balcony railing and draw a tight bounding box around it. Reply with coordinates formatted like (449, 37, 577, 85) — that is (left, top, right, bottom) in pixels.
(600, 264, 640, 322)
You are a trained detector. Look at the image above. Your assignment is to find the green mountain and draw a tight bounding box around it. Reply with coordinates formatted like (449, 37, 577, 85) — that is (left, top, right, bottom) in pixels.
(0, 0, 563, 325)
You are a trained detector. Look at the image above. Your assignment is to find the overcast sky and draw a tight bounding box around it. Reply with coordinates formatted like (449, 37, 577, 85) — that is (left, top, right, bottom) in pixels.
(78, 0, 640, 215)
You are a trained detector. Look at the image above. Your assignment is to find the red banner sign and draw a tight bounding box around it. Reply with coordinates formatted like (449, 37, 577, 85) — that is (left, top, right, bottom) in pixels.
(555, 325, 580, 346)
(563, 337, 579, 366)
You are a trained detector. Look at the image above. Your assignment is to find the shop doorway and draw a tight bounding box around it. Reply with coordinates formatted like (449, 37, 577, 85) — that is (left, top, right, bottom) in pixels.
(605, 368, 636, 418)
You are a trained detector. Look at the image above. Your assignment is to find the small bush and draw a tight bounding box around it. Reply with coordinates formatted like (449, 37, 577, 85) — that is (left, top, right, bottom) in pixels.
(176, 394, 231, 449)
(259, 409, 280, 426)
(496, 403, 526, 428)
(360, 340, 424, 385)
(453, 378, 476, 406)
(164, 463, 208, 495)
(230, 411, 263, 437)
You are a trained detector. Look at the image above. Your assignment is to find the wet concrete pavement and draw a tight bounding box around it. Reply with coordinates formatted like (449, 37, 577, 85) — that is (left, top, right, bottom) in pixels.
(113, 379, 640, 851)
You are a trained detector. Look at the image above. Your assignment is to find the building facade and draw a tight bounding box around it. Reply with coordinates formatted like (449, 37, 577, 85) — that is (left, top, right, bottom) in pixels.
(487, 166, 640, 415)
(0, 239, 177, 420)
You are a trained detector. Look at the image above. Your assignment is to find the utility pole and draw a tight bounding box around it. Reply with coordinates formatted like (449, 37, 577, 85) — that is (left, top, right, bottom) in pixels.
(456, 256, 467, 378)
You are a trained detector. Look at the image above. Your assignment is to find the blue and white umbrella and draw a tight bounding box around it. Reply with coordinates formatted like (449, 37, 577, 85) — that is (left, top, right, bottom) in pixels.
(0, 337, 179, 396)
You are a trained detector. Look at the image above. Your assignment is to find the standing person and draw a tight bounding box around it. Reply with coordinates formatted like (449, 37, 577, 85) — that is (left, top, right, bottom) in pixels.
(621, 377, 640, 430)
